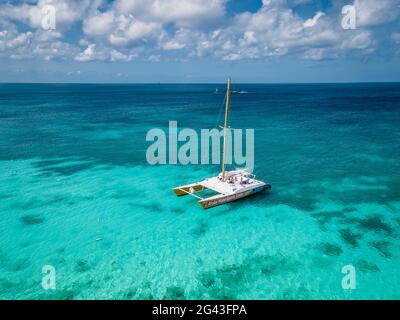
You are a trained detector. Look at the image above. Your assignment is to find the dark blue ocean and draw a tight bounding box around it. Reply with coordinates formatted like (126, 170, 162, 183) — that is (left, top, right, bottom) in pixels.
(0, 83, 399, 299)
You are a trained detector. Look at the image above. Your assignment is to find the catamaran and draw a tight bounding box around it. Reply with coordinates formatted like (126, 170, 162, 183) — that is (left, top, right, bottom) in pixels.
(173, 79, 271, 209)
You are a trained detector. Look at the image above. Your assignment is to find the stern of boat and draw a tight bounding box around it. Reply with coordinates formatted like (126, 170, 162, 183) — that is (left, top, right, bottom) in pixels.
(172, 183, 205, 196)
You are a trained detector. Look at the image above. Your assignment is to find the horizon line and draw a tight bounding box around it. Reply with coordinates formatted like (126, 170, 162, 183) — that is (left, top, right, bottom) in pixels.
(1, 81, 400, 85)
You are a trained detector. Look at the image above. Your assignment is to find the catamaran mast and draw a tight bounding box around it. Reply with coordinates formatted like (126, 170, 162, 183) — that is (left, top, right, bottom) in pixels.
(221, 78, 231, 182)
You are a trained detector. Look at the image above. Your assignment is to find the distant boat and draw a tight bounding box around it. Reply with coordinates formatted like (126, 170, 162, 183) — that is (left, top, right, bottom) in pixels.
(214, 88, 219, 94)
(173, 79, 271, 209)
(231, 90, 248, 95)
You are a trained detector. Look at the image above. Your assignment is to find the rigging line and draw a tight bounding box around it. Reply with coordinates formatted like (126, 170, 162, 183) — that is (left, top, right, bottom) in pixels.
(215, 90, 227, 130)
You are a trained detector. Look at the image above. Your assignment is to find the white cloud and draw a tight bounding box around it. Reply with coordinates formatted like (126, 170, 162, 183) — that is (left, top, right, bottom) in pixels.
(0, 20, 74, 60)
(206, 2, 330, 59)
(80, 0, 225, 48)
(303, 12, 325, 28)
(6, 32, 32, 49)
(67, 70, 81, 76)
(0, 0, 100, 60)
(74, 43, 137, 62)
(0, 0, 397, 63)
(124, 20, 161, 42)
(303, 48, 339, 60)
(147, 54, 161, 62)
(223, 53, 242, 61)
(198, 0, 378, 61)
(163, 40, 186, 50)
(341, 31, 374, 50)
(114, 0, 226, 28)
(74, 43, 97, 61)
(392, 32, 400, 44)
(355, 0, 400, 27)
(0, 0, 101, 30)
(83, 11, 162, 47)
(110, 49, 136, 61)
(83, 11, 115, 36)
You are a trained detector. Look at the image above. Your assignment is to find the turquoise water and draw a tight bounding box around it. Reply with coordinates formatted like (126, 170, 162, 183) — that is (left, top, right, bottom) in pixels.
(0, 83, 399, 299)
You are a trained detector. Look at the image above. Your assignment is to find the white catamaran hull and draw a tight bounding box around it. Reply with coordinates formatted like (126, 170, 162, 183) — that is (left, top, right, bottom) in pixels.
(173, 169, 272, 209)
(198, 184, 271, 209)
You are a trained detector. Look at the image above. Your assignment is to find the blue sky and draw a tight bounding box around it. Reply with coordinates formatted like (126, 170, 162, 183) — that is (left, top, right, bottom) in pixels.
(0, 0, 399, 83)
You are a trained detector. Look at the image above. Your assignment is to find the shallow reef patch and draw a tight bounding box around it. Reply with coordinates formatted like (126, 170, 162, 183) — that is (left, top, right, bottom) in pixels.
(171, 207, 185, 214)
(75, 259, 91, 273)
(271, 193, 318, 212)
(319, 242, 343, 256)
(191, 221, 209, 237)
(369, 241, 392, 258)
(356, 260, 380, 273)
(277, 285, 311, 300)
(195, 253, 299, 299)
(163, 286, 186, 300)
(311, 211, 346, 229)
(198, 272, 216, 288)
(32, 157, 98, 177)
(20, 214, 44, 226)
(339, 229, 363, 248)
(350, 215, 395, 236)
(135, 202, 164, 213)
